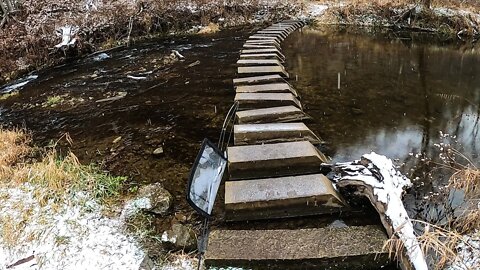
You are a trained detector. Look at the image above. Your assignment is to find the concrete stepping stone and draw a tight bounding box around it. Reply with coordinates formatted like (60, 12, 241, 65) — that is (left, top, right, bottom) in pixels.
(224, 174, 345, 220)
(234, 93, 300, 109)
(256, 31, 288, 39)
(248, 35, 282, 43)
(235, 82, 296, 95)
(233, 75, 285, 86)
(233, 123, 321, 145)
(241, 48, 286, 59)
(243, 44, 278, 49)
(236, 59, 284, 67)
(205, 225, 389, 270)
(236, 106, 308, 124)
(239, 53, 284, 62)
(245, 40, 281, 48)
(251, 34, 285, 41)
(227, 141, 327, 180)
(238, 66, 289, 78)
(255, 32, 287, 39)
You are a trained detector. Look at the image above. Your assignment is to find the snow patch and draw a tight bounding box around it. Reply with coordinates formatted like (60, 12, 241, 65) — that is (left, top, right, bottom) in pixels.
(0, 184, 146, 270)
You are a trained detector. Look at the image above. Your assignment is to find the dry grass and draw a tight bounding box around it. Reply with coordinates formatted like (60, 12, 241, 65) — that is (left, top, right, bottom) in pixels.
(0, 127, 30, 169)
(0, 128, 126, 204)
(383, 148, 479, 268)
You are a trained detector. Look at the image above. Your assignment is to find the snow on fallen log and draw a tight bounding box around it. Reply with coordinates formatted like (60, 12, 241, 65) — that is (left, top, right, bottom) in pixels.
(329, 152, 428, 270)
(55, 26, 78, 48)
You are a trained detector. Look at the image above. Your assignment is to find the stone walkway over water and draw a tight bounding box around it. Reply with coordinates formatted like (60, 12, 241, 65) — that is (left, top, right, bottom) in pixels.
(204, 21, 393, 270)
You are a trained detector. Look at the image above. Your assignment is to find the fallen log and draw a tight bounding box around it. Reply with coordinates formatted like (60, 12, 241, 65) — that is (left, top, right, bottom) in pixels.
(327, 152, 428, 270)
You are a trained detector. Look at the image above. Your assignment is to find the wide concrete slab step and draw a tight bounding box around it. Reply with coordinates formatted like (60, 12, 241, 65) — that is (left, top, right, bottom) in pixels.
(245, 39, 281, 47)
(239, 53, 284, 62)
(225, 174, 345, 221)
(236, 106, 308, 124)
(236, 59, 284, 67)
(248, 35, 282, 43)
(205, 225, 390, 270)
(227, 141, 327, 180)
(241, 48, 286, 59)
(243, 44, 278, 49)
(238, 66, 289, 78)
(234, 123, 321, 145)
(256, 30, 288, 38)
(235, 82, 297, 95)
(233, 75, 285, 86)
(234, 93, 301, 109)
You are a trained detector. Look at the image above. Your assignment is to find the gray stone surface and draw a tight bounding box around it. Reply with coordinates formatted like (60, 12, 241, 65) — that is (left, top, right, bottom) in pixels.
(233, 122, 321, 145)
(248, 35, 281, 43)
(236, 106, 308, 123)
(238, 66, 289, 77)
(225, 174, 346, 220)
(243, 44, 278, 49)
(234, 93, 301, 109)
(227, 141, 327, 180)
(161, 223, 197, 251)
(233, 74, 285, 86)
(239, 53, 284, 62)
(245, 39, 281, 47)
(257, 30, 288, 38)
(241, 48, 285, 60)
(235, 82, 297, 95)
(254, 33, 286, 40)
(236, 59, 284, 67)
(205, 225, 390, 270)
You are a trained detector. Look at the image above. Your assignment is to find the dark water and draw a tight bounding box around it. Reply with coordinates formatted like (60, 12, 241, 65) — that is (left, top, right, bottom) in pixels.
(283, 27, 480, 222)
(0, 28, 254, 231)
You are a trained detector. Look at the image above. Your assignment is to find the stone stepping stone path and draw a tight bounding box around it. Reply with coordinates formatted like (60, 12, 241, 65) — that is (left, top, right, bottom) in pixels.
(205, 225, 389, 270)
(205, 20, 390, 269)
(235, 105, 308, 124)
(235, 82, 298, 95)
(234, 92, 300, 109)
(233, 123, 321, 145)
(224, 174, 345, 221)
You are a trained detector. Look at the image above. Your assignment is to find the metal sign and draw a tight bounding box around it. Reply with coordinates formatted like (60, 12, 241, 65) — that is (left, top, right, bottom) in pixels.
(186, 139, 227, 217)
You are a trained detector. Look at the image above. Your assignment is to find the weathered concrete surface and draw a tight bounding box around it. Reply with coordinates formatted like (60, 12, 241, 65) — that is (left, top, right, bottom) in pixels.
(235, 82, 297, 95)
(236, 106, 308, 124)
(248, 35, 281, 43)
(205, 225, 390, 270)
(236, 59, 284, 67)
(225, 174, 345, 220)
(227, 141, 327, 180)
(245, 39, 281, 47)
(243, 44, 278, 49)
(233, 123, 321, 145)
(256, 31, 288, 39)
(234, 93, 300, 109)
(239, 53, 284, 62)
(238, 66, 289, 78)
(233, 75, 285, 86)
(241, 48, 286, 59)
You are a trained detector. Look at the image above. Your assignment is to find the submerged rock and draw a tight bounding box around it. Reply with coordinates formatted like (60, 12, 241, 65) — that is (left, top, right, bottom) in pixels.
(153, 147, 164, 156)
(161, 224, 197, 251)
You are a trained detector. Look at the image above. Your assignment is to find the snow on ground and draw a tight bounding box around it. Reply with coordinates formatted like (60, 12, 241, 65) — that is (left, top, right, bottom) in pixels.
(0, 184, 146, 270)
(446, 231, 480, 270)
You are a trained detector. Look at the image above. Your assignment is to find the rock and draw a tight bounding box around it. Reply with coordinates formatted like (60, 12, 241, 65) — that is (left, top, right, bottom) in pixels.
(113, 136, 122, 144)
(121, 183, 172, 219)
(153, 147, 164, 156)
(162, 224, 197, 251)
(138, 256, 155, 270)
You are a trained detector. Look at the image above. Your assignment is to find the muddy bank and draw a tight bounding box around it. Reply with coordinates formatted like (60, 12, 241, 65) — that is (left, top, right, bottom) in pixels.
(0, 0, 302, 84)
